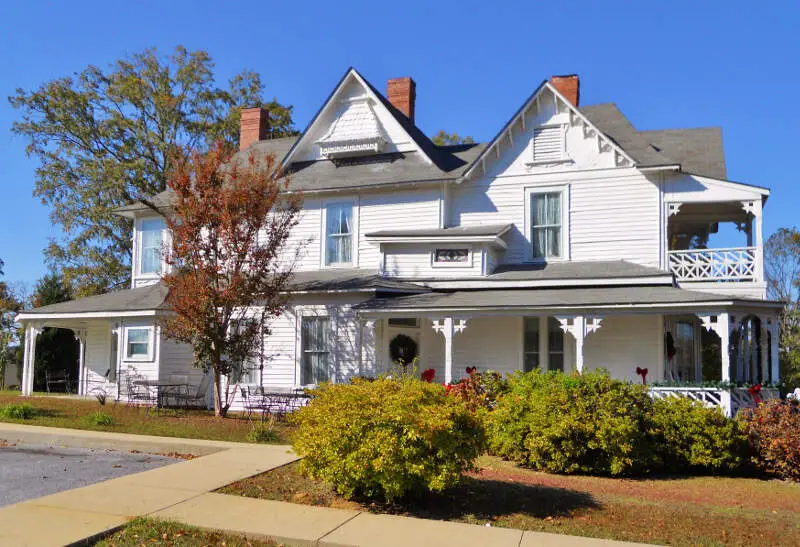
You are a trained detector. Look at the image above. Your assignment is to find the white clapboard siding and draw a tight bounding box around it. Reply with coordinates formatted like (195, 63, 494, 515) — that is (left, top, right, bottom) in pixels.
(83, 322, 114, 395)
(359, 188, 442, 270)
(583, 314, 662, 382)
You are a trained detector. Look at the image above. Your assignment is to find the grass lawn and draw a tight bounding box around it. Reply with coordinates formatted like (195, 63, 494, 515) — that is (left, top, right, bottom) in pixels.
(94, 518, 283, 546)
(0, 390, 295, 445)
(218, 456, 800, 546)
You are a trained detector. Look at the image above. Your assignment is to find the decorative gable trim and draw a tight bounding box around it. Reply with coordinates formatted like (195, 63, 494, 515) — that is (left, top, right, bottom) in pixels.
(282, 68, 435, 168)
(459, 81, 636, 182)
(316, 96, 387, 158)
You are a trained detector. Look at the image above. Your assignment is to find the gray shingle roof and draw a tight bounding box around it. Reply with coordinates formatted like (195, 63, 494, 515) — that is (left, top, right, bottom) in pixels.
(639, 127, 727, 179)
(290, 269, 427, 293)
(366, 224, 512, 239)
(19, 282, 169, 316)
(354, 285, 776, 312)
(487, 260, 670, 281)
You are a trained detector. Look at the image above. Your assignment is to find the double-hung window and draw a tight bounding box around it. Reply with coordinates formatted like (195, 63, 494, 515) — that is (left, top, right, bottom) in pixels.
(325, 202, 353, 266)
(230, 319, 261, 385)
(126, 328, 152, 360)
(300, 316, 331, 385)
(139, 218, 165, 274)
(528, 188, 566, 260)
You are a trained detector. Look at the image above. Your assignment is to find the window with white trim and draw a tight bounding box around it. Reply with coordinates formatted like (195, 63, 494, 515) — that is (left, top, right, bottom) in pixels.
(324, 202, 353, 265)
(523, 317, 565, 372)
(230, 319, 261, 385)
(139, 218, 165, 274)
(531, 125, 567, 163)
(300, 316, 332, 385)
(125, 328, 152, 360)
(530, 191, 564, 259)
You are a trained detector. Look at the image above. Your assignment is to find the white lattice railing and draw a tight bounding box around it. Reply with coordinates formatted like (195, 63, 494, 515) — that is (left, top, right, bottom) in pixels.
(668, 247, 756, 282)
(649, 387, 780, 417)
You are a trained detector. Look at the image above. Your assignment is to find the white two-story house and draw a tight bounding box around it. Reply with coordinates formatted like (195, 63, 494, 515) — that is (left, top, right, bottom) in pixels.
(17, 68, 783, 415)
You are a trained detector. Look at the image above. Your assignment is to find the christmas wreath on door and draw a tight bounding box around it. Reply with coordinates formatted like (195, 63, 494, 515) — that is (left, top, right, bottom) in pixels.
(389, 333, 419, 366)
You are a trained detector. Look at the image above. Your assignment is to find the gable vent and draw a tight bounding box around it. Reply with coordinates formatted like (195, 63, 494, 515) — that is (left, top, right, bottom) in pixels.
(532, 125, 566, 163)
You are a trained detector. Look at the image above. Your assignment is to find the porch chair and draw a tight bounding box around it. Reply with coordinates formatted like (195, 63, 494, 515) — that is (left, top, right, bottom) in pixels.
(177, 374, 211, 409)
(240, 386, 272, 421)
(45, 369, 71, 393)
(125, 374, 156, 407)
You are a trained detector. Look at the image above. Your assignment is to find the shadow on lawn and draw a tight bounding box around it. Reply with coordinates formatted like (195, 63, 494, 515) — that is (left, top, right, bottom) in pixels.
(362, 476, 601, 521)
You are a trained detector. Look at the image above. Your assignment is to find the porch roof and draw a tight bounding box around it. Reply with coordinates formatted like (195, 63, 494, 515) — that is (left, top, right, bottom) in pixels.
(290, 269, 428, 293)
(354, 285, 783, 315)
(16, 282, 169, 320)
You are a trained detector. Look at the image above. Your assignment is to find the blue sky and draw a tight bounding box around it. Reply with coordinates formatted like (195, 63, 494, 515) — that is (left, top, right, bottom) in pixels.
(1, 0, 797, 286)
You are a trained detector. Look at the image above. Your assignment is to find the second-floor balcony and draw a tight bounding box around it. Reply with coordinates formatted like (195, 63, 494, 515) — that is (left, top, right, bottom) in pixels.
(668, 246, 757, 282)
(666, 200, 764, 285)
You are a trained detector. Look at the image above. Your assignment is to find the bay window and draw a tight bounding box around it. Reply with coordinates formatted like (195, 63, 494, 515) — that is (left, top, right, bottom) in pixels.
(325, 202, 353, 266)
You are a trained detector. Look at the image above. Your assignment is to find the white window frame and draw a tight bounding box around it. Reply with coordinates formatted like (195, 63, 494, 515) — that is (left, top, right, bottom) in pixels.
(528, 124, 569, 165)
(320, 199, 358, 268)
(135, 216, 166, 278)
(524, 185, 570, 262)
(430, 246, 473, 269)
(229, 318, 262, 386)
(521, 316, 566, 372)
(124, 326, 154, 361)
(295, 308, 337, 387)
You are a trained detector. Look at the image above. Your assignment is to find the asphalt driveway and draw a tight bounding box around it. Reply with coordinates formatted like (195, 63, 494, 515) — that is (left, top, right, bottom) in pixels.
(0, 442, 177, 507)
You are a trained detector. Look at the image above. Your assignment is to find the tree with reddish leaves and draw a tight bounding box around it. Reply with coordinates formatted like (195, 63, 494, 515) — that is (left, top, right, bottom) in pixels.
(161, 143, 301, 417)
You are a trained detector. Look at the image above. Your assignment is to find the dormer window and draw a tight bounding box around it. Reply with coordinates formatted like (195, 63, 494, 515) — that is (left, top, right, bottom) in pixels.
(139, 218, 165, 275)
(531, 124, 567, 164)
(316, 97, 387, 159)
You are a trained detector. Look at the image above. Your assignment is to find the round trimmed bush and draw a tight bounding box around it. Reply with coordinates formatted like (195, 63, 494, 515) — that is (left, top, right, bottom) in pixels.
(290, 377, 485, 501)
(486, 370, 656, 475)
(650, 396, 749, 473)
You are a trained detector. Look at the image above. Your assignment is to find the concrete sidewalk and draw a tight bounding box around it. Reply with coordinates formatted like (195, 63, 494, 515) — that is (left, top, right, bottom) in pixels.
(0, 424, 646, 547)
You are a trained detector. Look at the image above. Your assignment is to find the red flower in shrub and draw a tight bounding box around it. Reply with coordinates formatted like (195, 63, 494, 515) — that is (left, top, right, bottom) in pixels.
(445, 383, 453, 393)
(465, 367, 477, 375)
(749, 383, 762, 404)
(420, 369, 436, 383)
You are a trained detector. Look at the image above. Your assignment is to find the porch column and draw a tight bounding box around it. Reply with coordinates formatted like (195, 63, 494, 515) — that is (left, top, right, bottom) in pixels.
(697, 312, 732, 382)
(74, 329, 87, 396)
(22, 324, 42, 396)
(768, 318, 780, 383)
(431, 317, 468, 384)
(742, 200, 764, 282)
(555, 316, 603, 373)
(358, 319, 376, 377)
(759, 317, 770, 384)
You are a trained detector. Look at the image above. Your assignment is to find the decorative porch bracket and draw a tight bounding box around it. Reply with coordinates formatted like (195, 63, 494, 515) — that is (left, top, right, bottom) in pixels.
(555, 316, 603, 373)
(431, 317, 469, 384)
(667, 202, 682, 217)
(21, 323, 43, 396)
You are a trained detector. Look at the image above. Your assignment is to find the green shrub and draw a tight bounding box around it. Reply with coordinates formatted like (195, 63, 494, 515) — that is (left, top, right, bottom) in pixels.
(0, 403, 37, 420)
(741, 399, 800, 481)
(85, 411, 115, 426)
(246, 422, 280, 444)
(486, 370, 656, 475)
(291, 377, 485, 501)
(650, 396, 749, 472)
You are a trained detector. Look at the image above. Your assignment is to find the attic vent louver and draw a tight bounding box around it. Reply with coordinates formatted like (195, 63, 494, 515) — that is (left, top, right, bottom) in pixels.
(531, 125, 567, 164)
(317, 97, 387, 159)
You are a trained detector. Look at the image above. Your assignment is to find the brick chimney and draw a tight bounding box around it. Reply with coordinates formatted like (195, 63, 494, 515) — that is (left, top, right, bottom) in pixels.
(387, 77, 416, 123)
(549, 75, 580, 106)
(239, 107, 269, 151)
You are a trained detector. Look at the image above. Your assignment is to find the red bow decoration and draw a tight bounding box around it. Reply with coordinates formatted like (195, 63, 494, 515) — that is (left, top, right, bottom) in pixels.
(420, 369, 436, 383)
(749, 383, 762, 404)
(635, 367, 648, 385)
(445, 383, 453, 393)
(465, 367, 477, 375)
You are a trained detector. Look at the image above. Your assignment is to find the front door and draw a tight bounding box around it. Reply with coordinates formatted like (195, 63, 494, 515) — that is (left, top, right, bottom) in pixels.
(386, 318, 421, 374)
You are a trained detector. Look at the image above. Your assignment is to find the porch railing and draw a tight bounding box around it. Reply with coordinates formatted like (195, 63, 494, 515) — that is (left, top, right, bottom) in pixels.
(668, 246, 756, 282)
(649, 386, 780, 417)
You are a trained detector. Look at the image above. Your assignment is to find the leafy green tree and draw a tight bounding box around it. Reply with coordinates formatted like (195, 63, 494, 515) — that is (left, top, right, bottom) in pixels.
(765, 227, 800, 390)
(432, 130, 474, 146)
(0, 259, 23, 389)
(10, 46, 298, 295)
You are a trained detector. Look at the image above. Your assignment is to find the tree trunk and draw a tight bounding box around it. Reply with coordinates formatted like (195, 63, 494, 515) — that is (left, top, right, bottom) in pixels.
(212, 367, 224, 418)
